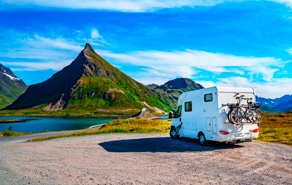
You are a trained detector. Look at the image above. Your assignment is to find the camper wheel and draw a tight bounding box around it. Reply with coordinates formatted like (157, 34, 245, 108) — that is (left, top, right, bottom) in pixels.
(199, 133, 208, 146)
(170, 127, 180, 139)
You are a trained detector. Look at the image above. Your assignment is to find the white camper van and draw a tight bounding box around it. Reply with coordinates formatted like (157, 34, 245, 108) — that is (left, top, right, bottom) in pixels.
(169, 86, 260, 145)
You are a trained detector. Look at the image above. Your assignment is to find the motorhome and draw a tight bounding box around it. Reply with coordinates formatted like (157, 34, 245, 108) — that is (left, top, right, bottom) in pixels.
(169, 86, 260, 145)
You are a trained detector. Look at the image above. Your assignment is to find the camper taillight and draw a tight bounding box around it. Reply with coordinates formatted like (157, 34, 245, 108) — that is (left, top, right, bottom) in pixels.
(219, 130, 229, 135)
(252, 128, 259, 133)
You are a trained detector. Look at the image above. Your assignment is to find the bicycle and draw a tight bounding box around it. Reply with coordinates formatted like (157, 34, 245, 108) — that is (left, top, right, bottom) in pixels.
(226, 95, 263, 125)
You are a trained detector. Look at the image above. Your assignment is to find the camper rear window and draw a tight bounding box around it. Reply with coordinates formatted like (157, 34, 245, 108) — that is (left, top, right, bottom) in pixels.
(204, 93, 213, 102)
(185, 101, 192, 112)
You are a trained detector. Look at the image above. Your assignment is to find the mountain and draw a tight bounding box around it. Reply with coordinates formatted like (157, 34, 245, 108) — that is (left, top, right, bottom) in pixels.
(256, 94, 292, 112)
(4, 44, 169, 113)
(274, 99, 292, 112)
(0, 64, 28, 109)
(147, 78, 204, 110)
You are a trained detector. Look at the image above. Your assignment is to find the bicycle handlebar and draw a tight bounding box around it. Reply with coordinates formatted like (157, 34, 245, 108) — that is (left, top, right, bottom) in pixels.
(235, 95, 245, 99)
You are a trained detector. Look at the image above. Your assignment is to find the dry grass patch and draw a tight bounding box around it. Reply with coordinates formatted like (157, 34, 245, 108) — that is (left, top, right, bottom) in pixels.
(256, 112, 292, 146)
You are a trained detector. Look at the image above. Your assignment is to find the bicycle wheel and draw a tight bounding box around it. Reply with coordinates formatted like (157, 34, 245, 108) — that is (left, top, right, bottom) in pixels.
(253, 109, 263, 124)
(230, 108, 244, 125)
(227, 109, 233, 123)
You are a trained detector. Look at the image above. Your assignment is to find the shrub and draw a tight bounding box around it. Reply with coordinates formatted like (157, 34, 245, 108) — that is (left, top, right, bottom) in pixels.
(3, 126, 13, 136)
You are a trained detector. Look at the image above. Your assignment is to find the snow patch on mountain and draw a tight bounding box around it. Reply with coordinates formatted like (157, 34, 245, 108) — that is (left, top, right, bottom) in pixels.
(3, 73, 20, 81)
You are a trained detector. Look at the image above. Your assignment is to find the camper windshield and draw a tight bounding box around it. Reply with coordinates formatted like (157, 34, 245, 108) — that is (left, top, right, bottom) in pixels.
(174, 105, 182, 118)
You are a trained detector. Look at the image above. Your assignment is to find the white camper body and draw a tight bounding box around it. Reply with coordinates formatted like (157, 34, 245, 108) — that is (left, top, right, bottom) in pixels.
(170, 86, 259, 144)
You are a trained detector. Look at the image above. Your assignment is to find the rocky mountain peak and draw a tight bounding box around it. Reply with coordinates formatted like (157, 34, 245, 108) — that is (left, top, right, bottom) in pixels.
(84, 43, 94, 51)
(82, 43, 96, 60)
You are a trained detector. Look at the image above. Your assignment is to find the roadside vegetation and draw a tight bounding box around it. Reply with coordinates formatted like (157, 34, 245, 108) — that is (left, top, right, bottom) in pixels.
(32, 118, 171, 142)
(256, 112, 292, 146)
(0, 126, 30, 137)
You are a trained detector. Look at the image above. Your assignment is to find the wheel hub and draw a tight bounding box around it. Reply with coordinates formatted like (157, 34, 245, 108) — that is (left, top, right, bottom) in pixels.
(200, 135, 205, 144)
(171, 130, 176, 137)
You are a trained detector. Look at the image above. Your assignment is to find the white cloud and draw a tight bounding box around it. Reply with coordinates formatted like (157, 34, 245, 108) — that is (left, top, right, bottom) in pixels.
(0, 34, 83, 60)
(0, 28, 108, 71)
(1, 0, 247, 12)
(91, 28, 102, 39)
(0, 48, 69, 60)
(2, 0, 292, 12)
(1, 60, 72, 71)
(98, 49, 280, 68)
(88, 28, 110, 46)
(278, 70, 289, 75)
(286, 47, 292, 55)
(127, 65, 197, 86)
(94, 48, 291, 98)
(197, 77, 292, 99)
(30, 35, 83, 52)
(268, 0, 292, 8)
(97, 49, 284, 82)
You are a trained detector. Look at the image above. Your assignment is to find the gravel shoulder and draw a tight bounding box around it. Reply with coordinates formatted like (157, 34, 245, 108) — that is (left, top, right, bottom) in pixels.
(0, 133, 291, 184)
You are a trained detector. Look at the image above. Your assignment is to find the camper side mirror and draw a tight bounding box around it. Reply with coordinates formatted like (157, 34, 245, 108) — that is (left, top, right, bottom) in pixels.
(168, 112, 173, 118)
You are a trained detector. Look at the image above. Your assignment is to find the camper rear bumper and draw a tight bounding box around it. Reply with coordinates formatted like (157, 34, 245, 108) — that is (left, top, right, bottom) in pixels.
(212, 132, 259, 142)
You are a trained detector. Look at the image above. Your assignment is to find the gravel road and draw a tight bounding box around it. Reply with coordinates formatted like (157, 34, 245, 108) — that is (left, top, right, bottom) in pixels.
(0, 133, 291, 184)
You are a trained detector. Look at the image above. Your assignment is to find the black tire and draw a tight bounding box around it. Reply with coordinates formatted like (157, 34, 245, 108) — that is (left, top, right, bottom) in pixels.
(199, 133, 208, 146)
(254, 109, 263, 123)
(227, 109, 233, 123)
(170, 127, 180, 139)
(227, 110, 231, 123)
(230, 108, 244, 125)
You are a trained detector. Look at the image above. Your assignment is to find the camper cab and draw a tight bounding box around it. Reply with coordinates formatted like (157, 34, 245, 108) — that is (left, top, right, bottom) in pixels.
(170, 86, 259, 145)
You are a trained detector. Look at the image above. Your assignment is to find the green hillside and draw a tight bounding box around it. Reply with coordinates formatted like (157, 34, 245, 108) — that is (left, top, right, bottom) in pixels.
(67, 76, 170, 111)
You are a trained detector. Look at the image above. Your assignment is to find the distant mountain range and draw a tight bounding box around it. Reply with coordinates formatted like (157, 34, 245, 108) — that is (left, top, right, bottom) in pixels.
(0, 63, 28, 109)
(256, 95, 292, 113)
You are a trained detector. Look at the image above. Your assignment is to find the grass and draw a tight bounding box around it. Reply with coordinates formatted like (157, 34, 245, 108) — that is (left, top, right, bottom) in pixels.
(256, 112, 292, 146)
(0, 125, 51, 137)
(32, 118, 171, 142)
(0, 126, 31, 137)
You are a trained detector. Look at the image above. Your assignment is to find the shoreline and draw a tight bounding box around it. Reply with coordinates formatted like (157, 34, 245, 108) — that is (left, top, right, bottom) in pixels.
(0, 118, 39, 124)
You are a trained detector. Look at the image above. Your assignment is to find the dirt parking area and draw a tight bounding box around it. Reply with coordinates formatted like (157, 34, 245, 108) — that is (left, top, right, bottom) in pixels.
(0, 133, 291, 184)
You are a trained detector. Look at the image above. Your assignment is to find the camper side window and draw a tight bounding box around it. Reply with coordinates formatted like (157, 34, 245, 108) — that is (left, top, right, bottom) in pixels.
(174, 105, 182, 118)
(204, 93, 213, 102)
(185, 101, 192, 112)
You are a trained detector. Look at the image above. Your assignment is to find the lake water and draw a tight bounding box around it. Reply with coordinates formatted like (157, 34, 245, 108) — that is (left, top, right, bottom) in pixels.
(0, 116, 115, 133)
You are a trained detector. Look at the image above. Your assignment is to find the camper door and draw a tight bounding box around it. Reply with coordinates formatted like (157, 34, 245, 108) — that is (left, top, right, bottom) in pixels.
(181, 101, 194, 137)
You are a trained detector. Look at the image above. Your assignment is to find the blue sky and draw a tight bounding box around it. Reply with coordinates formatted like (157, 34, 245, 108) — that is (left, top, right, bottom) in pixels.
(1, 0, 292, 98)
